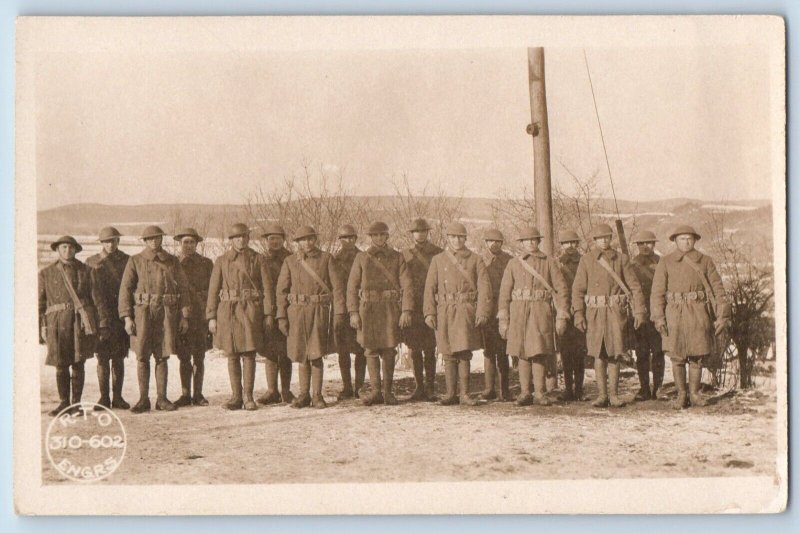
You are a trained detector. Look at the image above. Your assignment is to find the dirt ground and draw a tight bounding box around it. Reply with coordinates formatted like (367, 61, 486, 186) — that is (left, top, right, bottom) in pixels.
(39, 348, 779, 484)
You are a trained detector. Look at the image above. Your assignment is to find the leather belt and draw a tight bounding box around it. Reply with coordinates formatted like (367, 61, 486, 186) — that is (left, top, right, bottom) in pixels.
(584, 294, 628, 307)
(219, 289, 261, 301)
(45, 302, 73, 314)
(359, 289, 401, 302)
(134, 293, 179, 306)
(666, 291, 707, 303)
(287, 293, 332, 305)
(511, 288, 551, 301)
(436, 291, 478, 304)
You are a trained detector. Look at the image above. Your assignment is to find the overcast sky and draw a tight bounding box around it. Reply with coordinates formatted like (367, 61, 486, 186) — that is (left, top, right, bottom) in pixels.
(34, 45, 774, 210)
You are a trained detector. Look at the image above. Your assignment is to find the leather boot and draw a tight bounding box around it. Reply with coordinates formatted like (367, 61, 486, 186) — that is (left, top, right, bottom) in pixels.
(424, 351, 439, 401)
(672, 362, 689, 410)
(558, 352, 575, 402)
(497, 354, 511, 401)
(382, 352, 398, 405)
(49, 367, 71, 416)
(440, 359, 459, 405)
(69, 362, 85, 412)
(111, 358, 130, 409)
(575, 353, 587, 401)
(258, 358, 281, 405)
(279, 356, 295, 403)
(291, 361, 311, 408)
(192, 356, 208, 406)
(131, 360, 152, 413)
(337, 352, 355, 400)
(688, 359, 707, 407)
(592, 358, 609, 407)
(532, 359, 551, 406)
(311, 359, 327, 408)
(634, 352, 651, 401)
(155, 359, 176, 411)
(242, 355, 258, 410)
(651, 352, 665, 400)
(174, 358, 193, 407)
(515, 358, 533, 406)
(362, 356, 384, 406)
(354, 352, 366, 398)
(458, 357, 478, 406)
(480, 355, 497, 400)
(408, 350, 427, 401)
(224, 356, 244, 410)
(608, 361, 626, 407)
(95, 358, 112, 409)
(545, 354, 557, 392)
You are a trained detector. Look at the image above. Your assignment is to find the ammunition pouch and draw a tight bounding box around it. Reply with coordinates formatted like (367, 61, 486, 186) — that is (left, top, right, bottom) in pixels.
(435, 291, 478, 304)
(359, 289, 401, 302)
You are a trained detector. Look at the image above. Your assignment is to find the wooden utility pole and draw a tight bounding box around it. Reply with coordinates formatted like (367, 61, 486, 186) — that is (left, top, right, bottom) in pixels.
(527, 47, 554, 256)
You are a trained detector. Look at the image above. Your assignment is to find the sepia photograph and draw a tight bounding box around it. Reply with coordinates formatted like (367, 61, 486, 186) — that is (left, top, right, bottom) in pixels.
(14, 15, 786, 514)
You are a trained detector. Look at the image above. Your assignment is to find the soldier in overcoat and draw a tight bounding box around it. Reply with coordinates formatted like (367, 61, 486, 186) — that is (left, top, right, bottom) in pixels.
(276, 226, 347, 409)
(39, 236, 108, 416)
(571, 224, 647, 408)
(347, 222, 414, 405)
(85, 227, 131, 410)
(555, 229, 588, 401)
(650, 225, 730, 409)
(333, 224, 367, 400)
(206, 223, 274, 411)
(497, 227, 570, 406)
(173, 228, 214, 407)
(257, 223, 295, 405)
(479, 228, 513, 401)
(401, 218, 443, 401)
(629, 230, 665, 401)
(423, 222, 492, 406)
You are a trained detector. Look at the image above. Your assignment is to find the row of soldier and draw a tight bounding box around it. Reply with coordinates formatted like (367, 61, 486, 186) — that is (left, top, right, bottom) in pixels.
(39, 217, 730, 416)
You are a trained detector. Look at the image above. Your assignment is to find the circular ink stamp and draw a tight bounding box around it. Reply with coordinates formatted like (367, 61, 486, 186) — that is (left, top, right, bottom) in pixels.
(45, 402, 127, 482)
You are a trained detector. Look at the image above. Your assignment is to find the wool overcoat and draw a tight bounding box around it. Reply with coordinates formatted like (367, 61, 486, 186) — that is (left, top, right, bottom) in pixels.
(401, 241, 442, 351)
(333, 246, 362, 353)
(86, 249, 130, 358)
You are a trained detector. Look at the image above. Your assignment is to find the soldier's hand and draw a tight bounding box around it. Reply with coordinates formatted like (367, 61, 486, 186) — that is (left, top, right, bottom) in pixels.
(349, 313, 362, 330)
(475, 315, 489, 328)
(498, 320, 509, 340)
(39, 325, 47, 344)
(573, 312, 587, 333)
(124, 317, 136, 336)
(714, 319, 729, 336)
(99, 327, 110, 341)
(208, 319, 217, 335)
(278, 318, 289, 337)
(264, 315, 275, 332)
(179, 317, 189, 335)
(633, 314, 646, 330)
(399, 311, 412, 329)
(556, 318, 568, 337)
(654, 319, 668, 337)
(424, 315, 437, 330)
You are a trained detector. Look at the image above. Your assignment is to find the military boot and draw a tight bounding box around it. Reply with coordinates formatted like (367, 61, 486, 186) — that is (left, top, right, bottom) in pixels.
(49, 367, 71, 416)
(291, 361, 312, 409)
(592, 358, 610, 408)
(311, 360, 327, 409)
(408, 350, 427, 401)
(651, 352, 665, 400)
(174, 359, 193, 407)
(130, 361, 152, 414)
(279, 356, 295, 403)
(95, 359, 112, 410)
(532, 359, 551, 406)
(223, 357, 244, 410)
(608, 361, 626, 408)
(67, 363, 86, 414)
(111, 359, 130, 409)
(382, 352, 398, 406)
(424, 351, 439, 401)
(258, 359, 281, 405)
(575, 356, 587, 401)
(192, 358, 208, 406)
(440, 359, 459, 405)
(688, 359, 707, 407)
(497, 354, 511, 401)
(458, 358, 479, 406)
(672, 362, 689, 410)
(558, 355, 575, 402)
(515, 358, 533, 406)
(362, 356, 384, 406)
(337, 353, 355, 400)
(634, 353, 651, 401)
(154, 359, 177, 411)
(354, 352, 366, 399)
(479, 355, 497, 401)
(242, 355, 258, 410)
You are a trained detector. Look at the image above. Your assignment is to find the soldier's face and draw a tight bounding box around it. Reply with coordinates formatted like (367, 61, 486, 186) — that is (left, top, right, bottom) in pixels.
(521, 239, 540, 253)
(231, 234, 249, 250)
(561, 241, 577, 251)
(486, 240, 503, 253)
(298, 236, 317, 252)
(370, 233, 388, 247)
(266, 234, 285, 250)
(594, 236, 611, 250)
(637, 242, 655, 255)
(675, 234, 696, 253)
(447, 234, 466, 250)
(412, 230, 429, 243)
(57, 243, 76, 261)
(102, 239, 119, 254)
(144, 236, 163, 250)
(339, 235, 356, 250)
(180, 237, 198, 255)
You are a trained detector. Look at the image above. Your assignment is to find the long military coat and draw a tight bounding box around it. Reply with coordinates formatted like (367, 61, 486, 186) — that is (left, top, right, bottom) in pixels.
(206, 247, 273, 355)
(333, 246, 362, 353)
(401, 241, 442, 351)
(631, 252, 663, 354)
(263, 247, 292, 356)
(119, 247, 192, 359)
(482, 249, 512, 356)
(276, 248, 346, 362)
(177, 252, 213, 356)
(423, 247, 492, 355)
(557, 248, 586, 354)
(498, 252, 570, 358)
(39, 259, 107, 367)
(346, 245, 414, 351)
(650, 248, 730, 358)
(86, 249, 130, 358)
(571, 248, 646, 357)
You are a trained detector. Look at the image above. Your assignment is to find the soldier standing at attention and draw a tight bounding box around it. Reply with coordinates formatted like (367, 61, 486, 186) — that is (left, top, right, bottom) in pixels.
(173, 228, 213, 407)
(629, 230, 665, 401)
(40, 236, 108, 415)
(555, 229, 588, 401)
(333, 224, 366, 400)
(257, 223, 295, 405)
(206, 223, 273, 411)
(276, 226, 346, 409)
(479, 228, 513, 401)
(347, 222, 414, 405)
(86, 227, 131, 410)
(423, 222, 492, 406)
(650, 225, 730, 409)
(497, 227, 570, 406)
(401, 218, 443, 401)
(571, 224, 646, 408)
(119, 226, 191, 413)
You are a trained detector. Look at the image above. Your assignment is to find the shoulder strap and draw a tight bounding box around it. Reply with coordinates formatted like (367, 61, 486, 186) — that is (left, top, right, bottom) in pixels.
(151, 258, 179, 293)
(57, 263, 97, 335)
(516, 256, 555, 294)
(298, 256, 331, 294)
(596, 255, 632, 299)
(682, 255, 717, 306)
(364, 253, 401, 291)
(444, 250, 477, 292)
(410, 247, 431, 270)
(229, 254, 258, 290)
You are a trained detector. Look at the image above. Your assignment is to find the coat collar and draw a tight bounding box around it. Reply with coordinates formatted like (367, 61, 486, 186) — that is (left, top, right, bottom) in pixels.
(141, 247, 171, 262)
(367, 244, 391, 256)
(522, 250, 547, 260)
(447, 247, 472, 259)
(591, 247, 618, 261)
(298, 247, 321, 260)
(266, 247, 290, 259)
(672, 248, 703, 263)
(414, 241, 437, 254)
